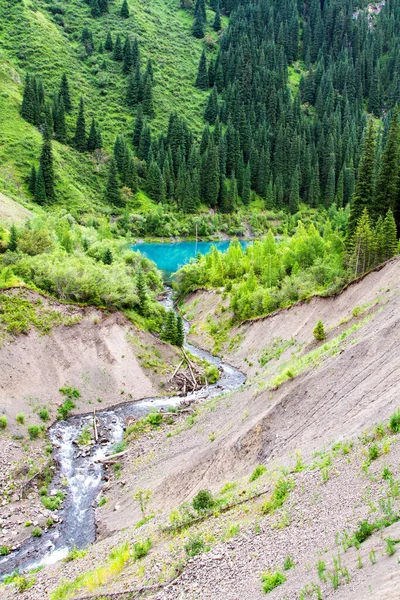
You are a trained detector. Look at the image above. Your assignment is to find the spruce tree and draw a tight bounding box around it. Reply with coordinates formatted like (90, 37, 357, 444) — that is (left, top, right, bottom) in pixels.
(59, 73, 72, 113)
(21, 74, 39, 125)
(175, 315, 185, 347)
(73, 97, 87, 152)
(195, 51, 209, 90)
(8, 225, 18, 252)
(105, 158, 123, 206)
(204, 86, 218, 124)
(123, 38, 133, 74)
(39, 136, 55, 201)
(113, 35, 123, 61)
(242, 163, 251, 205)
(142, 76, 154, 117)
(349, 209, 374, 277)
(192, 10, 205, 39)
(105, 31, 113, 51)
(126, 73, 138, 108)
(313, 320, 326, 341)
(87, 118, 97, 152)
(133, 107, 144, 147)
(54, 97, 67, 143)
(347, 121, 377, 240)
(103, 248, 113, 264)
(136, 270, 148, 315)
(126, 157, 139, 193)
(34, 165, 47, 205)
(374, 107, 400, 219)
(382, 209, 398, 261)
(163, 310, 178, 344)
(213, 1, 221, 32)
(28, 165, 37, 195)
(120, 0, 129, 18)
(146, 160, 164, 202)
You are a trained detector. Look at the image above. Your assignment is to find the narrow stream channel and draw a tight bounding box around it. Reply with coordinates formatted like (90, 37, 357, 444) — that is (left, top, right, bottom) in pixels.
(0, 288, 246, 577)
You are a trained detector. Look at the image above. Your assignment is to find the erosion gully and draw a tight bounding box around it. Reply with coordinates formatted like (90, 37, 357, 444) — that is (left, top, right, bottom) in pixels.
(0, 288, 245, 577)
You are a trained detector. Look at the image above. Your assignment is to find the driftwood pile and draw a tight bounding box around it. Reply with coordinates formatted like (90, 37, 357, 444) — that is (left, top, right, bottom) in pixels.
(168, 348, 203, 394)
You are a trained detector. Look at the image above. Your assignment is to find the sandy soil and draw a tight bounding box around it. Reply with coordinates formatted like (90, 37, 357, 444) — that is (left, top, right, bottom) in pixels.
(0, 192, 32, 224)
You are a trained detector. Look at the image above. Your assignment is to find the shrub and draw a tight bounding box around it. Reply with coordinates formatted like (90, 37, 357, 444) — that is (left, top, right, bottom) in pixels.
(0, 545, 10, 555)
(111, 440, 127, 454)
(41, 491, 65, 510)
(28, 425, 41, 439)
(64, 547, 88, 562)
(313, 320, 326, 341)
(133, 538, 152, 560)
(14, 575, 35, 592)
(261, 570, 286, 593)
(32, 527, 43, 537)
(0, 415, 7, 429)
(184, 535, 206, 557)
(283, 556, 295, 570)
(383, 466, 392, 480)
(57, 399, 76, 420)
(16, 413, 25, 424)
(192, 489, 214, 512)
(261, 477, 295, 514)
(389, 409, 400, 433)
(39, 408, 50, 421)
(353, 520, 374, 544)
(98, 497, 107, 507)
(368, 444, 380, 461)
(249, 464, 266, 482)
(146, 412, 163, 428)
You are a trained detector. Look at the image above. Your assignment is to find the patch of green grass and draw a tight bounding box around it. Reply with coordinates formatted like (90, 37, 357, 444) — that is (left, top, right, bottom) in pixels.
(249, 464, 266, 482)
(16, 413, 25, 424)
(41, 491, 65, 511)
(261, 570, 286, 594)
(32, 527, 42, 537)
(0, 545, 10, 555)
(184, 535, 208, 557)
(38, 408, 50, 421)
(261, 477, 295, 515)
(259, 338, 296, 366)
(0, 415, 7, 429)
(132, 538, 152, 560)
(64, 547, 88, 562)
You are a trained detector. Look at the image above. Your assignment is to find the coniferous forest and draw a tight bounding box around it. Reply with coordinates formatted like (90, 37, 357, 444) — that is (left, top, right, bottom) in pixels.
(1, 0, 400, 325)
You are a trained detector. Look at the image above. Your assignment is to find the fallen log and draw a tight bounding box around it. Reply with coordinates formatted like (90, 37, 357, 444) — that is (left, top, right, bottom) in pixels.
(96, 450, 128, 464)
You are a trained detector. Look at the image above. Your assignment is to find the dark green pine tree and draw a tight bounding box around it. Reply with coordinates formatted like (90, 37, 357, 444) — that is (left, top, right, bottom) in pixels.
(126, 157, 138, 193)
(202, 141, 219, 207)
(113, 135, 126, 173)
(126, 73, 138, 108)
(73, 97, 87, 152)
(242, 162, 251, 205)
(105, 31, 113, 51)
(87, 118, 98, 152)
(146, 160, 164, 202)
(98, 41, 104, 53)
(347, 121, 377, 240)
(103, 248, 113, 264)
(142, 76, 154, 117)
(8, 225, 18, 252)
(192, 10, 205, 39)
(123, 38, 133, 74)
(39, 136, 55, 202)
(374, 106, 400, 219)
(213, 1, 221, 32)
(34, 165, 47, 205)
(163, 310, 178, 344)
(133, 106, 144, 147)
(105, 158, 123, 206)
(204, 86, 218, 124)
(175, 315, 185, 347)
(136, 270, 148, 315)
(382, 209, 398, 261)
(59, 73, 72, 113)
(54, 97, 67, 143)
(195, 50, 209, 90)
(28, 165, 37, 195)
(113, 35, 123, 61)
(21, 75, 39, 125)
(120, 0, 129, 18)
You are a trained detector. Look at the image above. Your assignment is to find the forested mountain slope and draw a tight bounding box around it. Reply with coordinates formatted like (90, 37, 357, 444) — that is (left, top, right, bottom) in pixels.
(1, 0, 400, 229)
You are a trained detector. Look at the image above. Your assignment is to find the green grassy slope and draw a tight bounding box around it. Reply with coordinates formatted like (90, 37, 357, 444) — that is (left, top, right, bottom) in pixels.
(0, 0, 218, 213)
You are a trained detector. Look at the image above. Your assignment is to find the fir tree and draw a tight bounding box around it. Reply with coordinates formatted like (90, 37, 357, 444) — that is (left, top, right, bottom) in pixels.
(126, 157, 138, 193)
(105, 31, 113, 51)
(34, 165, 47, 205)
(163, 310, 178, 344)
(213, 1, 221, 32)
(195, 51, 209, 90)
(146, 160, 164, 202)
(347, 121, 377, 240)
(374, 107, 400, 219)
(59, 73, 72, 113)
(382, 209, 398, 261)
(8, 225, 18, 252)
(242, 163, 251, 205)
(87, 118, 98, 152)
(313, 320, 326, 341)
(204, 86, 218, 124)
(133, 107, 144, 147)
(113, 34, 123, 61)
(123, 38, 133, 74)
(54, 97, 67, 143)
(136, 270, 148, 315)
(349, 209, 375, 277)
(103, 248, 113, 264)
(21, 74, 40, 125)
(28, 165, 37, 195)
(73, 97, 87, 152)
(175, 315, 185, 347)
(126, 73, 138, 108)
(39, 136, 55, 201)
(192, 10, 205, 39)
(105, 158, 123, 206)
(142, 76, 154, 117)
(120, 0, 129, 18)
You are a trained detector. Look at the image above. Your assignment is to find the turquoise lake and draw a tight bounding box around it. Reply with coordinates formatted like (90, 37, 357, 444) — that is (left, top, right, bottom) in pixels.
(131, 240, 251, 277)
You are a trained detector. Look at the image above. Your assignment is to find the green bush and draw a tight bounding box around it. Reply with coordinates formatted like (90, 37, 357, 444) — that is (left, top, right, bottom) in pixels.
(249, 464, 266, 482)
(0, 415, 7, 429)
(57, 399, 76, 420)
(28, 425, 41, 439)
(41, 491, 65, 511)
(32, 527, 43, 537)
(262, 477, 295, 514)
(146, 412, 163, 428)
(313, 320, 326, 341)
(353, 520, 374, 544)
(389, 409, 400, 433)
(16, 413, 25, 424)
(133, 538, 152, 560)
(0, 545, 10, 555)
(261, 570, 286, 593)
(38, 408, 50, 421)
(192, 489, 214, 512)
(368, 444, 380, 461)
(184, 535, 207, 557)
